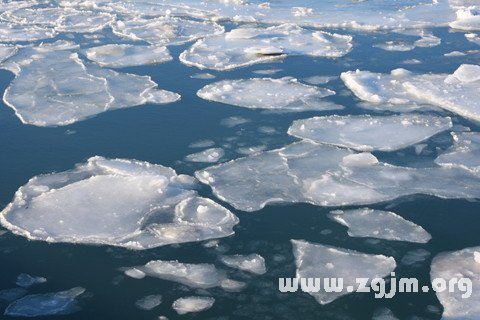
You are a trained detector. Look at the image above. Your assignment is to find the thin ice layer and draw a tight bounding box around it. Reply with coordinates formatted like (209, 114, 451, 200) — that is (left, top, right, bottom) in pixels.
(197, 77, 339, 111)
(172, 296, 215, 315)
(341, 65, 480, 122)
(0, 157, 239, 250)
(84, 44, 172, 68)
(220, 254, 267, 275)
(435, 132, 480, 173)
(288, 115, 452, 151)
(180, 24, 352, 71)
(4, 287, 85, 317)
(196, 141, 480, 212)
(1, 43, 180, 126)
(431, 246, 480, 319)
(329, 208, 431, 243)
(292, 240, 396, 305)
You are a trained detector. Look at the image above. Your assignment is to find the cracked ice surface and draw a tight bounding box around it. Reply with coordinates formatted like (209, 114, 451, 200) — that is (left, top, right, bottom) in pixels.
(196, 141, 480, 212)
(292, 239, 396, 305)
(341, 65, 480, 122)
(328, 208, 431, 243)
(180, 24, 352, 71)
(0, 157, 239, 250)
(288, 115, 452, 151)
(197, 77, 340, 111)
(431, 247, 480, 319)
(1, 42, 180, 126)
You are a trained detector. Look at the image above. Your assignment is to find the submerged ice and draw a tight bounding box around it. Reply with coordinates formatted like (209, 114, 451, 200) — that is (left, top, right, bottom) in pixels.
(0, 157, 239, 249)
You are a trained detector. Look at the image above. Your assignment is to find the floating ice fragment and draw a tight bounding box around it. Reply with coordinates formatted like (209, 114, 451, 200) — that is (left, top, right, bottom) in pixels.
(135, 295, 162, 310)
(172, 296, 214, 315)
(181, 24, 352, 71)
(303, 75, 336, 85)
(401, 248, 431, 266)
(190, 73, 216, 79)
(435, 132, 480, 174)
(0, 157, 238, 249)
(186, 148, 225, 163)
(288, 115, 452, 151)
(292, 240, 396, 305)
(431, 247, 480, 319)
(450, 7, 480, 31)
(16, 273, 47, 288)
(4, 287, 85, 317)
(372, 308, 399, 320)
(465, 33, 480, 45)
(0, 22, 55, 42)
(220, 254, 266, 275)
(220, 116, 250, 127)
(329, 208, 431, 243)
(237, 145, 267, 155)
(84, 44, 172, 68)
(189, 139, 215, 148)
(198, 77, 339, 111)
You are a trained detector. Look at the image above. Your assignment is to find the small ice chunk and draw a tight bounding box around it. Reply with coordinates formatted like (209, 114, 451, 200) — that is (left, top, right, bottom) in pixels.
(329, 208, 431, 243)
(465, 33, 480, 45)
(303, 75, 336, 85)
(220, 116, 250, 127)
(16, 273, 47, 288)
(444, 51, 466, 57)
(292, 240, 396, 305)
(288, 115, 452, 152)
(181, 24, 352, 71)
(135, 295, 162, 310)
(451, 64, 480, 83)
(431, 246, 480, 319)
(0, 45, 16, 63)
(401, 249, 431, 266)
(198, 77, 340, 111)
(172, 296, 214, 315)
(374, 41, 416, 52)
(4, 287, 85, 317)
(237, 145, 267, 155)
(435, 132, 480, 174)
(124, 268, 146, 279)
(186, 148, 224, 163)
(0, 157, 238, 249)
(190, 73, 216, 79)
(220, 254, 267, 275)
(84, 44, 172, 68)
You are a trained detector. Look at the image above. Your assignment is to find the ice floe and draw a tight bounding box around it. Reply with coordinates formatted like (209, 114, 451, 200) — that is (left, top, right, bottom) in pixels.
(172, 296, 215, 315)
(16, 273, 47, 288)
(181, 24, 352, 71)
(84, 44, 172, 68)
(185, 148, 225, 163)
(0, 157, 239, 249)
(328, 208, 431, 243)
(1, 43, 180, 126)
(401, 248, 431, 266)
(341, 65, 480, 122)
(4, 287, 85, 317)
(198, 77, 339, 111)
(435, 132, 480, 174)
(450, 7, 480, 31)
(288, 115, 452, 152)
(0, 22, 55, 42)
(135, 294, 162, 310)
(291, 240, 396, 305)
(431, 246, 480, 319)
(374, 31, 441, 52)
(220, 254, 267, 275)
(196, 141, 480, 212)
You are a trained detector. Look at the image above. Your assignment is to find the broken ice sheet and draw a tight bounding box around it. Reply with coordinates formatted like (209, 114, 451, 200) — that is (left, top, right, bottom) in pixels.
(180, 24, 352, 71)
(288, 114, 452, 152)
(431, 247, 480, 319)
(185, 148, 225, 163)
(292, 240, 396, 305)
(84, 44, 172, 68)
(4, 287, 85, 317)
(341, 65, 480, 122)
(328, 208, 431, 243)
(435, 132, 480, 173)
(197, 77, 340, 112)
(172, 296, 215, 315)
(0, 157, 239, 250)
(220, 254, 267, 275)
(195, 141, 480, 212)
(1, 43, 180, 126)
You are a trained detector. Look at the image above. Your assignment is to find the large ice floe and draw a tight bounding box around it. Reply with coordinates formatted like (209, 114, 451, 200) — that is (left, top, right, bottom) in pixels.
(430, 246, 480, 319)
(172, 296, 215, 315)
(4, 287, 85, 317)
(291, 240, 396, 305)
(84, 44, 172, 68)
(220, 254, 267, 275)
(449, 7, 480, 31)
(328, 208, 431, 243)
(197, 77, 340, 111)
(1, 42, 180, 126)
(195, 141, 480, 212)
(435, 132, 480, 174)
(288, 115, 452, 151)
(0, 157, 239, 249)
(180, 24, 352, 71)
(341, 64, 480, 122)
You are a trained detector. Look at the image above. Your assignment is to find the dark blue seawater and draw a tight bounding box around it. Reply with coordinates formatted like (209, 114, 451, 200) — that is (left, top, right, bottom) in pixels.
(0, 27, 479, 319)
